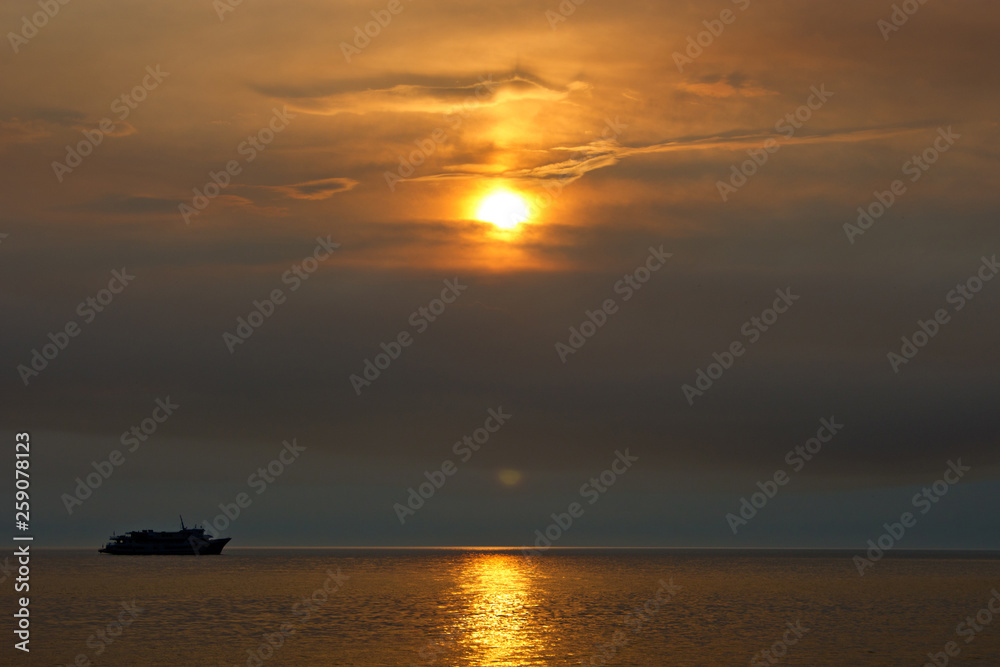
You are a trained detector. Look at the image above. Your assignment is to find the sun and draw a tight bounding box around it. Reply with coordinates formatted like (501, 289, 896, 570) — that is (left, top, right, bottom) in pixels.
(476, 190, 530, 230)
(498, 469, 523, 486)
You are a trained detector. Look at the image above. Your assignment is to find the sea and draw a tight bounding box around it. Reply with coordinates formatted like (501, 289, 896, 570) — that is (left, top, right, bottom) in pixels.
(14, 548, 1000, 666)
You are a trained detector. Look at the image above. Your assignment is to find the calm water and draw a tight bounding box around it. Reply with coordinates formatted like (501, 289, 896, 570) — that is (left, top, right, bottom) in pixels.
(16, 549, 1000, 666)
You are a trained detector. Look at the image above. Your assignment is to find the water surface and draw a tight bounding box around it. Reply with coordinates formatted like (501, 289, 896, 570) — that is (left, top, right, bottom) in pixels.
(20, 548, 1000, 666)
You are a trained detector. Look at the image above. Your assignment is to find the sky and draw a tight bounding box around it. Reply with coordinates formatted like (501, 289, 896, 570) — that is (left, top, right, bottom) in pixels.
(1, 0, 999, 548)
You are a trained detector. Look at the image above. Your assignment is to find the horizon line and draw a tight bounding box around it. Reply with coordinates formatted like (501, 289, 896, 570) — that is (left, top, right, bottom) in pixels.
(30, 545, 1000, 553)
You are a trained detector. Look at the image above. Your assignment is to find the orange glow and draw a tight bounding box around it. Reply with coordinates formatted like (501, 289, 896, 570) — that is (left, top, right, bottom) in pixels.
(476, 190, 530, 229)
(498, 469, 523, 486)
(453, 554, 542, 665)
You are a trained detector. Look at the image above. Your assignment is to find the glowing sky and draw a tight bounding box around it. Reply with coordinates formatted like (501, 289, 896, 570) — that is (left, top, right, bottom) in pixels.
(2, 0, 999, 547)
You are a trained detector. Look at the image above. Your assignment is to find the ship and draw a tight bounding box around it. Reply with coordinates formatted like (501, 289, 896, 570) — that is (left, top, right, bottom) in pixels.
(99, 516, 231, 555)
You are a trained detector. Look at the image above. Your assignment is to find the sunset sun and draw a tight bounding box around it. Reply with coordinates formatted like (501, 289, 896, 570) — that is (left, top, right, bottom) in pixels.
(10, 1, 992, 663)
(476, 190, 530, 229)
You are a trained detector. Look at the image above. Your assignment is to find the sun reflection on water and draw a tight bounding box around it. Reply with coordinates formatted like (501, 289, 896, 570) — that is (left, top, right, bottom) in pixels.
(451, 552, 544, 665)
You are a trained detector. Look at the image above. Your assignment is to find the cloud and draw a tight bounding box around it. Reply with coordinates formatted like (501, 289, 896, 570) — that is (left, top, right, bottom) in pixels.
(678, 81, 774, 98)
(406, 124, 933, 188)
(2, 0, 997, 549)
(75, 193, 289, 218)
(0, 110, 135, 148)
(99, 121, 137, 138)
(73, 179, 353, 222)
(0, 118, 51, 147)
(263, 73, 588, 116)
(676, 72, 776, 98)
(214, 194, 289, 218)
(24, 107, 87, 126)
(255, 177, 359, 200)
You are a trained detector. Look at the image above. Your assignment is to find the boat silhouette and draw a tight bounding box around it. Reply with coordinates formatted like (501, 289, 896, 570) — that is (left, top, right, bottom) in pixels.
(99, 516, 230, 555)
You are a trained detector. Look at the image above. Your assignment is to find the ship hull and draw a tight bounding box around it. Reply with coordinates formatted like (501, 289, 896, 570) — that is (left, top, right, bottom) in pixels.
(99, 537, 230, 555)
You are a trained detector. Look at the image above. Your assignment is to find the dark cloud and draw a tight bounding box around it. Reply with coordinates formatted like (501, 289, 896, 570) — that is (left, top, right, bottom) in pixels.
(255, 177, 359, 200)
